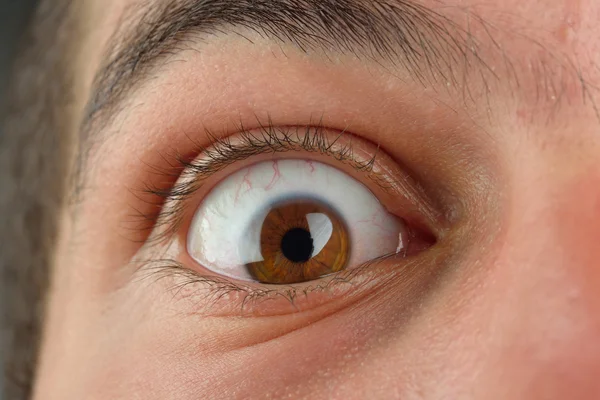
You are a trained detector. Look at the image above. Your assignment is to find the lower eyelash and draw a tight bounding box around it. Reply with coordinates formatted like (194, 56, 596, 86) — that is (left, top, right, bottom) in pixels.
(134, 253, 397, 316)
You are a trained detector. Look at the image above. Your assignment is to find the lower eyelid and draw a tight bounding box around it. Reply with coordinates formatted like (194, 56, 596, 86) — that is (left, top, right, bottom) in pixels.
(139, 252, 403, 318)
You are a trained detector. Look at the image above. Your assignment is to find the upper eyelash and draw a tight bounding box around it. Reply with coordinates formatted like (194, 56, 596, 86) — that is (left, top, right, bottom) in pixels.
(135, 120, 387, 244)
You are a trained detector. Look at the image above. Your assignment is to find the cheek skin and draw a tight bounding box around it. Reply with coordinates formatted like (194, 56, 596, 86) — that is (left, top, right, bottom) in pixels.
(58, 260, 435, 399)
(94, 260, 447, 400)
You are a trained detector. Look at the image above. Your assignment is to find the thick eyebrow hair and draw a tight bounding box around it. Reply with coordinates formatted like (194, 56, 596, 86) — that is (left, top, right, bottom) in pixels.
(84, 0, 485, 132)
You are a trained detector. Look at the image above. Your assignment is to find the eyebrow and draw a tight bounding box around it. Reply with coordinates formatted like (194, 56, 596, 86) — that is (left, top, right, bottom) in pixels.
(83, 0, 489, 132)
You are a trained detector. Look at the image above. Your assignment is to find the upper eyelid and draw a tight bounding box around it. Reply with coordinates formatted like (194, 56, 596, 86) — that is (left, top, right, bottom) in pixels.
(182, 124, 382, 180)
(139, 122, 395, 244)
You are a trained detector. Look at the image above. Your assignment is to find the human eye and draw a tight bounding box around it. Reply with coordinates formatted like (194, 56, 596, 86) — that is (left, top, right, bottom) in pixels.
(188, 159, 402, 284)
(134, 123, 440, 316)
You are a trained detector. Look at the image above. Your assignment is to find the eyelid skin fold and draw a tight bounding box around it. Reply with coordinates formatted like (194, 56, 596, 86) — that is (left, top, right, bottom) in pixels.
(140, 123, 444, 243)
(131, 122, 442, 316)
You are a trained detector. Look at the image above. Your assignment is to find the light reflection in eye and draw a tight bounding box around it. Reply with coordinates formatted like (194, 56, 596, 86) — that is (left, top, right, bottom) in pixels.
(187, 159, 407, 284)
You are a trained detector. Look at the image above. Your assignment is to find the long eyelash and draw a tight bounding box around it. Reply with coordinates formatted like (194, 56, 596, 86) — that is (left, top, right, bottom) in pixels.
(135, 253, 397, 316)
(137, 120, 386, 244)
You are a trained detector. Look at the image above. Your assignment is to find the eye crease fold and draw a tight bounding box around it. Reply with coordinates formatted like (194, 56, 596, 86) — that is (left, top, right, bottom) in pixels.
(136, 121, 418, 243)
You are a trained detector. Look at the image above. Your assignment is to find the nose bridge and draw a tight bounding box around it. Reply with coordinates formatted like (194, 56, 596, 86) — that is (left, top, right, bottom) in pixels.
(484, 162, 600, 396)
(506, 163, 600, 314)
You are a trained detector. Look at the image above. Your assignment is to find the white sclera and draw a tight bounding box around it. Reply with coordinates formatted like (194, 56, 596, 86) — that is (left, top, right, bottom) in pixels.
(187, 159, 405, 281)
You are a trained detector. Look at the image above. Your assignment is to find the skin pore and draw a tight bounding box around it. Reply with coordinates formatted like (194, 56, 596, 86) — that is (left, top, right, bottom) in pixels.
(23, 0, 600, 398)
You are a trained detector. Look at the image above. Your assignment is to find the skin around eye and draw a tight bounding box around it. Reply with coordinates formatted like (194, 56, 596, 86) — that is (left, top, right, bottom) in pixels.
(141, 126, 439, 316)
(187, 159, 407, 283)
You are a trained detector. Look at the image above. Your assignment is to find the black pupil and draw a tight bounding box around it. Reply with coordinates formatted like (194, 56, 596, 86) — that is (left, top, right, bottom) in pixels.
(281, 228, 314, 263)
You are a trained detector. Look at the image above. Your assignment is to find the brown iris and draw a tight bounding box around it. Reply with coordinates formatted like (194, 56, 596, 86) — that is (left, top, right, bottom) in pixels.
(246, 201, 349, 284)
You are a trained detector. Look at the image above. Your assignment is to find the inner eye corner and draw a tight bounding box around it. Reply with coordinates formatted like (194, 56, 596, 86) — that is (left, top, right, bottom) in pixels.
(405, 220, 439, 255)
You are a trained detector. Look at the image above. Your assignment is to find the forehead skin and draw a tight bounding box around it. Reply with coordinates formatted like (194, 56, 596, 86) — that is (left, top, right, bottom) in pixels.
(75, 0, 600, 120)
(71, 0, 600, 165)
(34, 0, 600, 399)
